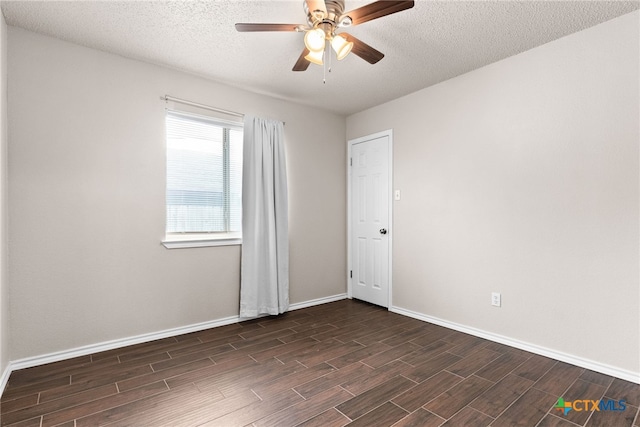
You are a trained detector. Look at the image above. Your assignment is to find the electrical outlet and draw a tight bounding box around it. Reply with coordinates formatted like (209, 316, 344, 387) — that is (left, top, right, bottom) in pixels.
(491, 292, 501, 307)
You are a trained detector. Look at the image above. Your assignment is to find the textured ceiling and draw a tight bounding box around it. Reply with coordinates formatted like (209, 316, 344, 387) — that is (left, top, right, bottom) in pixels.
(2, 1, 639, 115)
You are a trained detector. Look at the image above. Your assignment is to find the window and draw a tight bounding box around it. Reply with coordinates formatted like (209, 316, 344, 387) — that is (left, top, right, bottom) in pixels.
(163, 110, 243, 248)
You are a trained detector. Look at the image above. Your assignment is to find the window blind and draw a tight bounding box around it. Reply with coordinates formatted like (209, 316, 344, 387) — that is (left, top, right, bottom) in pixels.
(166, 111, 243, 234)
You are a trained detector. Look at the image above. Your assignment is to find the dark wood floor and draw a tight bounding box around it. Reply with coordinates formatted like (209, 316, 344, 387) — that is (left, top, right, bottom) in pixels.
(1, 300, 638, 427)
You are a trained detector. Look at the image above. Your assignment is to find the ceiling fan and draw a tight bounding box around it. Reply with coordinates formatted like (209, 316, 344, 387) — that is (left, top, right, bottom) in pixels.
(235, 0, 415, 71)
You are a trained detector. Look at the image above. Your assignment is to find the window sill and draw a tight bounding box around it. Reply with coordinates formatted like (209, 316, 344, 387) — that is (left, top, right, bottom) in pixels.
(162, 235, 242, 249)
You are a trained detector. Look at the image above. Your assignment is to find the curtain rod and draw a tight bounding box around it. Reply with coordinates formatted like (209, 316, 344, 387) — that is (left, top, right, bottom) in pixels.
(162, 95, 244, 118)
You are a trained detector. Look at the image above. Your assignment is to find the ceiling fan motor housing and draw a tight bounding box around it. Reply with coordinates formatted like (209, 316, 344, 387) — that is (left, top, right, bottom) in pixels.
(305, 0, 346, 28)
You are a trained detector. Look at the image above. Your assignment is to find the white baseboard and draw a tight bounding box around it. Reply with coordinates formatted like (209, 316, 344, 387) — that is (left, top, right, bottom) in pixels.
(0, 361, 10, 396)
(289, 293, 347, 311)
(0, 293, 348, 396)
(7, 314, 243, 374)
(390, 305, 640, 385)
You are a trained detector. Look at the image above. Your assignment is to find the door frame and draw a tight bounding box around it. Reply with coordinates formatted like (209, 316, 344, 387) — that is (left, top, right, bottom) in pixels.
(347, 129, 393, 308)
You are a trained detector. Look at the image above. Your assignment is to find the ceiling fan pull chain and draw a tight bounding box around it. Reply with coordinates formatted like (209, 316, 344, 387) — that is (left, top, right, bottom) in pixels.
(323, 42, 326, 84)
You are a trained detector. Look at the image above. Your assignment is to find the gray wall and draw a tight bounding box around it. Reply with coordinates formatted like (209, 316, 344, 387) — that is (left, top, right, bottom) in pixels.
(8, 27, 346, 361)
(0, 13, 8, 378)
(347, 12, 639, 376)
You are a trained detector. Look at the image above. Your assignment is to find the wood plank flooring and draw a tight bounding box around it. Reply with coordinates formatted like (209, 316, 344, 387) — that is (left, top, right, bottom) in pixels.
(1, 300, 638, 426)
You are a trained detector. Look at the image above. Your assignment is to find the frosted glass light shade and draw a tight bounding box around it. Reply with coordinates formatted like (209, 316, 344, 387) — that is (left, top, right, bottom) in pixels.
(304, 28, 326, 52)
(331, 34, 353, 60)
(304, 49, 324, 65)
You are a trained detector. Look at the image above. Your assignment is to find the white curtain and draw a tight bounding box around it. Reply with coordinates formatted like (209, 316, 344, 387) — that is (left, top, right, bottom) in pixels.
(240, 115, 289, 318)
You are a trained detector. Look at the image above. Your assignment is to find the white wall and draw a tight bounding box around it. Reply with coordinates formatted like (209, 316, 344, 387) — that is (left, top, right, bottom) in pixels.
(0, 12, 8, 381)
(8, 27, 346, 361)
(347, 12, 639, 377)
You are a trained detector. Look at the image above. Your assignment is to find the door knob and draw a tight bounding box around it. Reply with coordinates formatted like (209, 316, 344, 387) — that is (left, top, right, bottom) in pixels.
(379, 228, 387, 235)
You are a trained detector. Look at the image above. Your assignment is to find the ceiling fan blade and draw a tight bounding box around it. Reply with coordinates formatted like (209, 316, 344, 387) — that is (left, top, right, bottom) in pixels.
(235, 23, 300, 32)
(340, 1, 414, 26)
(306, 0, 327, 18)
(293, 48, 311, 71)
(342, 33, 384, 64)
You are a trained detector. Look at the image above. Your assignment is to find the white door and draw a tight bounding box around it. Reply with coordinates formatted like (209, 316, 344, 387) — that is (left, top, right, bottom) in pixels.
(349, 131, 392, 308)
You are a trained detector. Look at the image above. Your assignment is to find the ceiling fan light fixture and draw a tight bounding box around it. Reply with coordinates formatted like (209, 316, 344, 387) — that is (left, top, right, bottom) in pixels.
(304, 28, 326, 52)
(304, 49, 324, 65)
(331, 34, 353, 60)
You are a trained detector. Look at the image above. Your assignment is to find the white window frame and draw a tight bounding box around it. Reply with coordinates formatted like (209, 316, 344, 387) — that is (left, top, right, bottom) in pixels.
(162, 110, 243, 249)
